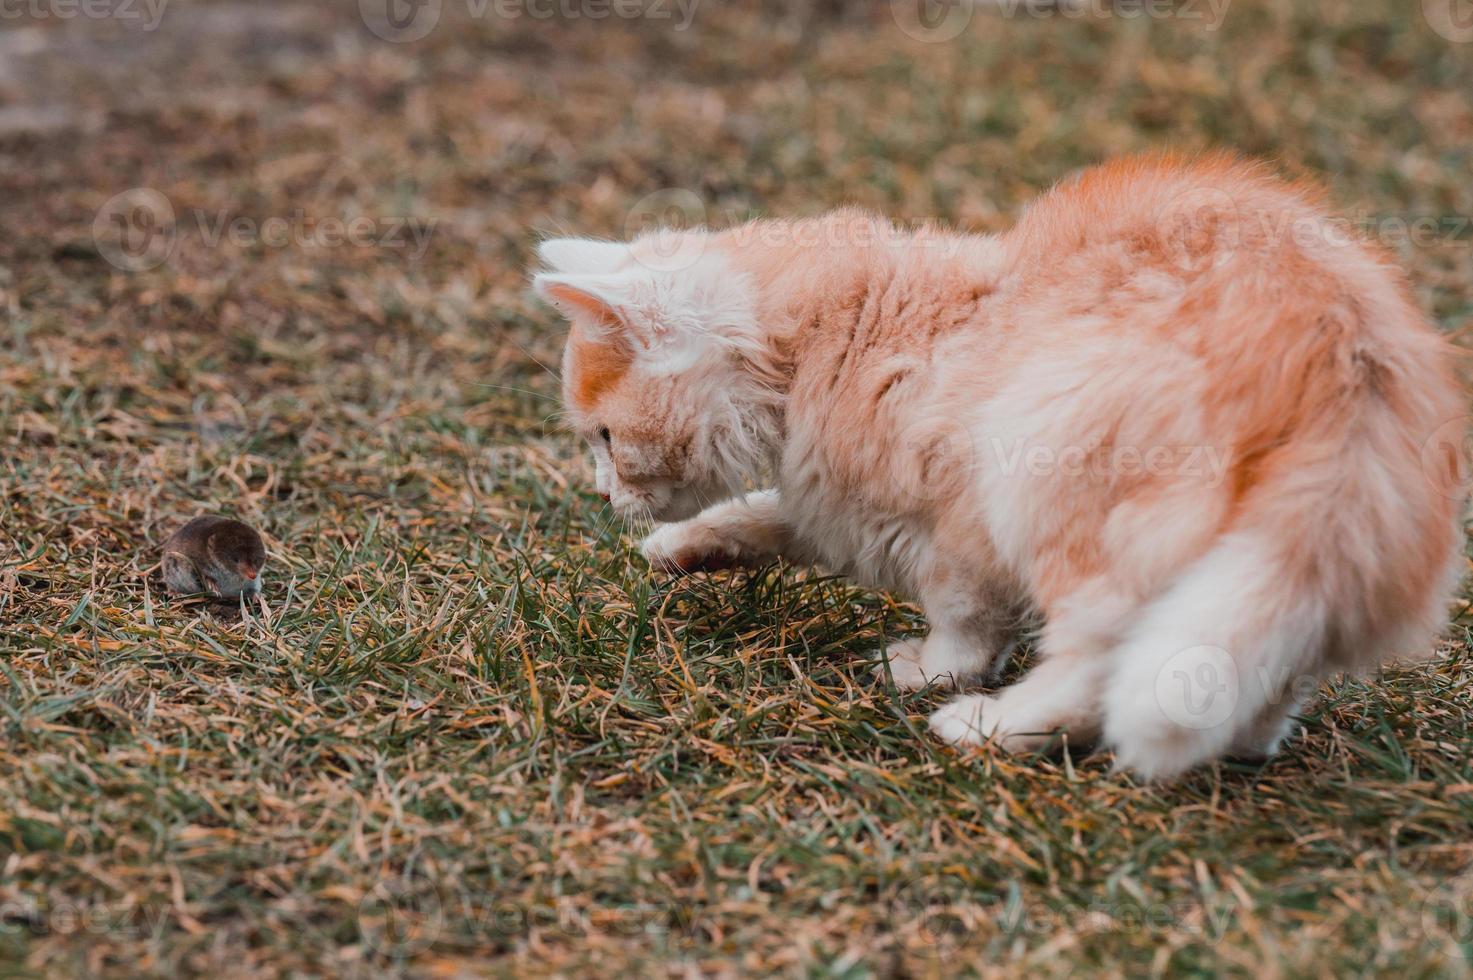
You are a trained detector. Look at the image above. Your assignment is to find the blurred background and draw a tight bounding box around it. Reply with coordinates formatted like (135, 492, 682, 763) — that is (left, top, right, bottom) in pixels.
(3, 0, 1473, 974)
(7, 0, 1470, 554)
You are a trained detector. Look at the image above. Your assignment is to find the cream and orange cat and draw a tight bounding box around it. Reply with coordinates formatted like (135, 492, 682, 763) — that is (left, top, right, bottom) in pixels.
(532, 152, 1466, 778)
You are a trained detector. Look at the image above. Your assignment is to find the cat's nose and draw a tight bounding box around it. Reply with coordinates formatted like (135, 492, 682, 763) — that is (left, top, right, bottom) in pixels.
(599, 493, 611, 502)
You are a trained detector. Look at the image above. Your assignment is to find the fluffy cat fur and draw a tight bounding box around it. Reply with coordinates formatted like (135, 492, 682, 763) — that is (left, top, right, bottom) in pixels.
(532, 152, 1467, 779)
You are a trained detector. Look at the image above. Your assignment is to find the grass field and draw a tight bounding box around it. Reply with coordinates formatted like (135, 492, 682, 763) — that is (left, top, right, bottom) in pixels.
(3, 0, 1473, 975)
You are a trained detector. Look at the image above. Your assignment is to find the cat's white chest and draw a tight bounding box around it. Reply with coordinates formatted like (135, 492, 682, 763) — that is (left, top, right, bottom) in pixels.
(780, 461, 933, 596)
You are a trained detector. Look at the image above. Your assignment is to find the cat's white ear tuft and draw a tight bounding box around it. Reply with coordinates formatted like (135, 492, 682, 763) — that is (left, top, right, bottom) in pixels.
(533, 271, 620, 321)
(537, 238, 630, 275)
(533, 271, 654, 346)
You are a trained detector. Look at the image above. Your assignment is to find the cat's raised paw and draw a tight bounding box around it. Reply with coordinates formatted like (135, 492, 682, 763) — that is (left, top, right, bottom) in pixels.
(640, 523, 741, 575)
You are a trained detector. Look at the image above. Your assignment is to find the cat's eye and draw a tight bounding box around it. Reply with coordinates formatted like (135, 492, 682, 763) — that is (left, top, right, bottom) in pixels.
(598, 426, 611, 443)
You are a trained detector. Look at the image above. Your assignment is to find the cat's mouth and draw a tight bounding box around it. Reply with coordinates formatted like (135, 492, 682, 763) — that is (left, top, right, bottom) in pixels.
(612, 481, 708, 523)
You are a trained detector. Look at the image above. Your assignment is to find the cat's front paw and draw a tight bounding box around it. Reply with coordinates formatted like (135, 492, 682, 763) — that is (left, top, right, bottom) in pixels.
(928, 694, 1002, 746)
(876, 638, 949, 691)
(928, 694, 1056, 753)
(640, 522, 743, 575)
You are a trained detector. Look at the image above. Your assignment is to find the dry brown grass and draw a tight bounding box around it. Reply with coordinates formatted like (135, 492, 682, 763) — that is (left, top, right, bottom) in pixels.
(2, 1, 1473, 976)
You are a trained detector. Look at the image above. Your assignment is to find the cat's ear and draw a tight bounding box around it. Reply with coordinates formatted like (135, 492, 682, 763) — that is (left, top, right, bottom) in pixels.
(533, 271, 658, 348)
(536, 238, 630, 275)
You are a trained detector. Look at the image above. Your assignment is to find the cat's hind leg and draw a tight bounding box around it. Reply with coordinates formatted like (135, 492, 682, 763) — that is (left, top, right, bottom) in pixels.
(1227, 697, 1304, 760)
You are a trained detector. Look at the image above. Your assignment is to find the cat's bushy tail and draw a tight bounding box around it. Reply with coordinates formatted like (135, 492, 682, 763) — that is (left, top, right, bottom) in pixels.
(1100, 530, 1332, 778)
(1099, 241, 1466, 779)
(1102, 483, 1461, 778)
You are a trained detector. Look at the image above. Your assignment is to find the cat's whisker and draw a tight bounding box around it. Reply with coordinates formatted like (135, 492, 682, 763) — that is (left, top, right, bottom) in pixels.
(510, 340, 563, 387)
(588, 502, 622, 549)
(475, 383, 560, 403)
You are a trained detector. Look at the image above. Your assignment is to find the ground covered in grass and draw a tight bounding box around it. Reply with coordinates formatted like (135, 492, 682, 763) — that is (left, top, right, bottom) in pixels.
(2, 0, 1472, 975)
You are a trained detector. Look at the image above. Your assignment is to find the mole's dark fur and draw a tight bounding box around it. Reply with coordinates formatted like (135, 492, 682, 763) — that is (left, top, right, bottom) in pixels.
(161, 516, 267, 599)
